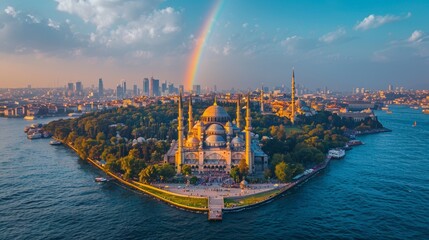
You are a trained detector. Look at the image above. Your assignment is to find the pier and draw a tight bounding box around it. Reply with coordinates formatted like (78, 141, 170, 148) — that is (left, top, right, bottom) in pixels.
(208, 196, 224, 221)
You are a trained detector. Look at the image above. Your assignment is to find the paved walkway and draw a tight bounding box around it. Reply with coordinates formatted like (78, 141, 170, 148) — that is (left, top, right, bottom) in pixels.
(153, 183, 285, 198)
(208, 196, 224, 220)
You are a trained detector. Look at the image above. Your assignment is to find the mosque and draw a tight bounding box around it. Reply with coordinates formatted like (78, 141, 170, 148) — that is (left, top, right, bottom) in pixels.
(164, 94, 268, 175)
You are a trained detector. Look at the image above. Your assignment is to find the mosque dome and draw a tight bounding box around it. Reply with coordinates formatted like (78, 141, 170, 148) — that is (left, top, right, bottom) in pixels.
(201, 103, 231, 123)
(205, 135, 226, 147)
(186, 137, 199, 147)
(231, 136, 245, 147)
(205, 123, 225, 135)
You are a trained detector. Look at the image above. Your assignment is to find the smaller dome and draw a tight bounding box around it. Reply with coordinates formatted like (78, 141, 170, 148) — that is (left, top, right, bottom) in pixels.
(205, 135, 226, 147)
(186, 137, 199, 147)
(231, 136, 245, 147)
(205, 123, 225, 135)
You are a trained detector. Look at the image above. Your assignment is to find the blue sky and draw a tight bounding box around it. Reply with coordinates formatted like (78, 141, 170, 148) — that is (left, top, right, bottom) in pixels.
(0, 0, 428, 91)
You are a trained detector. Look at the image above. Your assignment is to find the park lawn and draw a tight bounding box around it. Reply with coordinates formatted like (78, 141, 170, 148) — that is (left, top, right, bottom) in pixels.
(134, 182, 208, 209)
(224, 188, 283, 208)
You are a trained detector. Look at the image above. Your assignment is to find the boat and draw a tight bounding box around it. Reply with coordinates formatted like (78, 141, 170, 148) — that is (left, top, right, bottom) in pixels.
(413, 121, 417, 127)
(386, 110, 393, 114)
(347, 139, 364, 146)
(328, 148, 346, 159)
(381, 107, 389, 111)
(342, 144, 352, 151)
(49, 140, 62, 145)
(68, 112, 83, 117)
(27, 132, 42, 139)
(423, 109, 429, 114)
(24, 115, 36, 120)
(412, 106, 419, 110)
(95, 177, 108, 182)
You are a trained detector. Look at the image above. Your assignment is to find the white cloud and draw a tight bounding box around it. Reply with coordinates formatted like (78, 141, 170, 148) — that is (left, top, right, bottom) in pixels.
(105, 7, 180, 45)
(48, 18, 60, 30)
(223, 42, 232, 56)
(56, 0, 161, 30)
(319, 28, 346, 43)
(133, 50, 153, 59)
(26, 14, 40, 23)
(355, 12, 411, 30)
(408, 30, 423, 43)
(4, 6, 18, 17)
(242, 23, 248, 28)
(56, 0, 180, 46)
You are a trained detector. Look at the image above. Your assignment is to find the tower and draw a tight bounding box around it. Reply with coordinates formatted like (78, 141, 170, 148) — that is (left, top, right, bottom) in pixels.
(236, 95, 241, 129)
(245, 94, 253, 174)
(176, 90, 184, 173)
(98, 78, 104, 97)
(291, 69, 296, 125)
(260, 87, 264, 113)
(188, 94, 193, 134)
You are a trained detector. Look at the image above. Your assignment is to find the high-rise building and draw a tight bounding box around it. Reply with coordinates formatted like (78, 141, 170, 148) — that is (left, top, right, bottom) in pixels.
(143, 78, 149, 96)
(67, 83, 74, 92)
(153, 79, 160, 96)
(133, 84, 138, 97)
(168, 83, 175, 94)
(179, 85, 184, 94)
(161, 81, 167, 95)
(388, 84, 393, 92)
(122, 81, 127, 98)
(116, 84, 123, 99)
(98, 78, 104, 97)
(75, 82, 83, 93)
(192, 85, 201, 95)
(149, 77, 154, 96)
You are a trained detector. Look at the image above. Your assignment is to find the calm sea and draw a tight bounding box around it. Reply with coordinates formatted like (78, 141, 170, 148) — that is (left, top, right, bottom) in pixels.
(1, 105, 428, 239)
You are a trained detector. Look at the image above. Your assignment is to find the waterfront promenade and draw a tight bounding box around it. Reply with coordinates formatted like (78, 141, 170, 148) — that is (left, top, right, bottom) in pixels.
(58, 137, 332, 220)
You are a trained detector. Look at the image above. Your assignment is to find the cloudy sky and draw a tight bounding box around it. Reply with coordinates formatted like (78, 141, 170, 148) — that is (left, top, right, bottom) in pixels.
(0, 0, 428, 91)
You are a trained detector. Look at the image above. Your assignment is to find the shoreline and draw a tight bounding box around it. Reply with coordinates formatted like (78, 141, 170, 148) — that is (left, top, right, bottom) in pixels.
(53, 126, 387, 219)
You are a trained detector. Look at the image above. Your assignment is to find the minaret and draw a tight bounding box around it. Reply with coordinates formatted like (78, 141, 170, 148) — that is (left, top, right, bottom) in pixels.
(176, 91, 184, 173)
(188, 94, 193, 135)
(236, 95, 241, 129)
(260, 87, 264, 113)
(291, 69, 296, 125)
(245, 94, 253, 174)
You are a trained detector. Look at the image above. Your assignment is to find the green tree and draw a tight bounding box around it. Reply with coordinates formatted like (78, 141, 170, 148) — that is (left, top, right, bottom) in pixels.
(182, 165, 192, 176)
(238, 159, 249, 179)
(189, 176, 198, 185)
(157, 163, 175, 181)
(139, 165, 158, 183)
(230, 166, 240, 183)
(275, 161, 292, 182)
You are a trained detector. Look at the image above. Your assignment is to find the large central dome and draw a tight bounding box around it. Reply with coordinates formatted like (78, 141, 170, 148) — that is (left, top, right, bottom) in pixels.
(201, 103, 231, 123)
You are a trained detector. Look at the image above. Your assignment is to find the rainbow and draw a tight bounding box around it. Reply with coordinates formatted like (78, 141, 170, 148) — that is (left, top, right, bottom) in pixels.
(184, 0, 223, 91)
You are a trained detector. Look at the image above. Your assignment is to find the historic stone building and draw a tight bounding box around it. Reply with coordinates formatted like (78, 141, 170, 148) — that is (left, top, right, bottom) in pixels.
(164, 94, 268, 174)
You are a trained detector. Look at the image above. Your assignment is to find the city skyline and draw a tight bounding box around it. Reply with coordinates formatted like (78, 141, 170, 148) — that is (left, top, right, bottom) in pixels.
(0, 0, 428, 90)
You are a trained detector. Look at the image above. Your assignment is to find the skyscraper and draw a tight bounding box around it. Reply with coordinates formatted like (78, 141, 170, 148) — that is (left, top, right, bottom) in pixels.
(133, 84, 138, 97)
(98, 78, 104, 97)
(116, 84, 123, 99)
(67, 82, 74, 92)
(150, 77, 160, 96)
(161, 81, 167, 95)
(75, 81, 83, 94)
(122, 81, 127, 98)
(143, 78, 149, 96)
(153, 79, 160, 96)
(192, 85, 201, 95)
